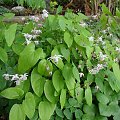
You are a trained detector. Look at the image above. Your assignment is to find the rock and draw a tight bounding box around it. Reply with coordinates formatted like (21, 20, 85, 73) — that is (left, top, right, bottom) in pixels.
(11, 6, 25, 15)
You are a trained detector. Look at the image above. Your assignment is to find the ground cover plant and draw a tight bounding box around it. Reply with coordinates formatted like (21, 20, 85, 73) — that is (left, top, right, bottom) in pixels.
(0, 4, 120, 120)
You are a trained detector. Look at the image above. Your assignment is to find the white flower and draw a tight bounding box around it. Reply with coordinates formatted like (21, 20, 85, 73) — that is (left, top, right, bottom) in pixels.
(19, 73, 28, 81)
(11, 74, 19, 81)
(3, 74, 10, 80)
(42, 9, 48, 19)
(80, 22, 87, 27)
(89, 64, 104, 74)
(89, 36, 94, 41)
(109, 33, 113, 37)
(34, 41, 39, 45)
(92, 15, 98, 19)
(97, 64, 104, 70)
(114, 58, 119, 63)
(23, 33, 33, 41)
(26, 39, 32, 45)
(48, 55, 63, 64)
(32, 35, 38, 39)
(99, 52, 107, 61)
(95, 85, 99, 90)
(29, 16, 40, 22)
(98, 36, 102, 42)
(115, 47, 120, 52)
(31, 29, 42, 35)
(101, 30, 106, 34)
(3, 73, 28, 85)
(79, 73, 84, 78)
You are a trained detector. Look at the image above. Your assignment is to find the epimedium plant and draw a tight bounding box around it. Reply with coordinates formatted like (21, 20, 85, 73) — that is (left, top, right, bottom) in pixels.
(0, 4, 120, 120)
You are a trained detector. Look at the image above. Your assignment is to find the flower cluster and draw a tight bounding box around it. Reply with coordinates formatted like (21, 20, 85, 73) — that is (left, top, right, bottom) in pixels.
(29, 16, 40, 22)
(23, 33, 39, 45)
(80, 22, 87, 27)
(99, 52, 108, 61)
(97, 36, 105, 45)
(88, 36, 94, 41)
(3, 73, 28, 85)
(23, 27, 42, 45)
(42, 9, 48, 19)
(89, 64, 105, 74)
(48, 55, 63, 64)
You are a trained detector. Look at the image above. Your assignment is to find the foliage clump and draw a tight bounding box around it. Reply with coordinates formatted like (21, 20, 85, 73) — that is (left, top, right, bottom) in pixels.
(0, 5, 120, 120)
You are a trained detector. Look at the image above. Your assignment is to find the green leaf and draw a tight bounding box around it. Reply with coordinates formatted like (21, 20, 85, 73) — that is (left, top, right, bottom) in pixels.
(39, 101, 56, 120)
(96, 92, 109, 104)
(74, 34, 90, 47)
(75, 109, 83, 119)
(100, 14, 108, 28)
(64, 31, 73, 48)
(85, 86, 92, 106)
(63, 109, 72, 120)
(60, 89, 66, 109)
(52, 70, 64, 92)
(99, 103, 111, 117)
(12, 43, 25, 55)
(116, 8, 120, 18)
(95, 71, 104, 92)
(102, 4, 112, 16)
(112, 63, 120, 83)
(65, 77, 75, 97)
(82, 114, 95, 120)
(56, 107, 64, 118)
(113, 109, 120, 120)
(18, 79, 30, 94)
(106, 70, 119, 92)
(72, 63, 80, 82)
(0, 47, 8, 63)
(58, 16, 66, 31)
(18, 43, 43, 73)
(0, 87, 24, 99)
(31, 68, 45, 97)
(75, 84, 84, 103)
(3, 13, 15, 19)
(38, 59, 53, 77)
(68, 98, 78, 107)
(60, 46, 70, 63)
(108, 101, 120, 116)
(22, 22, 34, 33)
(86, 46, 94, 59)
(56, 5, 63, 14)
(62, 63, 73, 80)
(78, 13, 88, 20)
(95, 116, 107, 120)
(44, 80, 57, 103)
(22, 92, 35, 119)
(5, 23, 17, 47)
(9, 104, 25, 120)
(83, 104, 96, 116)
